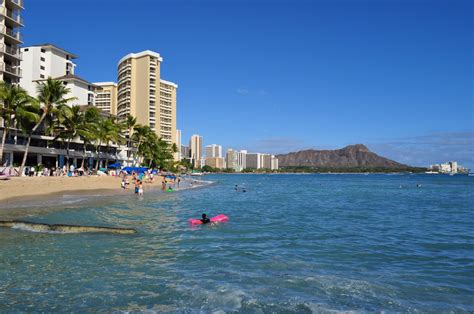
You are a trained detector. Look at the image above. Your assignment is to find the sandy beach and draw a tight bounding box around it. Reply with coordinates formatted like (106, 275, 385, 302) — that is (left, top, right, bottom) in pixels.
(0, 175, 165, 205)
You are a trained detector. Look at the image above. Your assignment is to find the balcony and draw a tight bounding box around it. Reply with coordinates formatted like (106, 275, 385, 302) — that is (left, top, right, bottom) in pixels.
(0, 25, 22, 43)
(0, 7, 23, 26)
(5, 0, 24, 9)
(0, 62, 21, 77)
(0, 43, 21, 60)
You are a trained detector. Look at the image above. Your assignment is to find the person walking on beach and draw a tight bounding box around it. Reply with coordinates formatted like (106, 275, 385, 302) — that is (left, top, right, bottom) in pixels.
(162, 179, 167, 191)
(121, 177, 127, 190)
(177, 177, 181, 188)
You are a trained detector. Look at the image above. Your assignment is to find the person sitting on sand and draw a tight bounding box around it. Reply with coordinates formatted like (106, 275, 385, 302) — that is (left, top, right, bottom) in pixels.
(200, 213, 211, 224)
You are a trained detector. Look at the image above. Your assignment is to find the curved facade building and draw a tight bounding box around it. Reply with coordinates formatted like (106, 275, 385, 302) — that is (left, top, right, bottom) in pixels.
(117, 50, 177, 145)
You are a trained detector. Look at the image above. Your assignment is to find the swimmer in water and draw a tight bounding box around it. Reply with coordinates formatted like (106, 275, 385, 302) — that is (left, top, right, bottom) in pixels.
(200, 213, 211, 224)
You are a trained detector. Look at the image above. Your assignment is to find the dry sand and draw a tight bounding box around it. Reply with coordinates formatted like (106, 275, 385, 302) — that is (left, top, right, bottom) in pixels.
(0, 175, 165, 205)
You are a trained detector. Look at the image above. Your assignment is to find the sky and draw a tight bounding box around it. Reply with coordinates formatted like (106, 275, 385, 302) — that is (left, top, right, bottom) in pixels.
(23, 0, 473, 168)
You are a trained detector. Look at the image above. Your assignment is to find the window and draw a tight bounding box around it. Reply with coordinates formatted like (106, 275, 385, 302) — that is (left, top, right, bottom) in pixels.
(24, 48, 29, 52)
(40, 74, 45, 79)
(40, 66, 45, 70)
(40, 57, 45, 62)
(41, 48, 45, 53)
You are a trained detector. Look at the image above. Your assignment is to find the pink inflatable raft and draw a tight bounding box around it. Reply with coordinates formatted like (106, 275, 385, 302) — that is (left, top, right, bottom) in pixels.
(188, 214, 229, 225)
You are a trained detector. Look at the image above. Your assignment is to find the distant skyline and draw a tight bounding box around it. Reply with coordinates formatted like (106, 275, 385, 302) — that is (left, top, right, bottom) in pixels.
(23, 0, 473, 168)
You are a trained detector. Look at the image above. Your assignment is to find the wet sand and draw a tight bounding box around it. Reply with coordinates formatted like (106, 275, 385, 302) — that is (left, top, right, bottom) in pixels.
(0, 175, 165, 205)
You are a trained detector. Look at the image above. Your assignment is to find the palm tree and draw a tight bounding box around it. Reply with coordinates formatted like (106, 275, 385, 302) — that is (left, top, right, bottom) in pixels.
(123, 115, 136, 164)
(78, 106, 101, 169)
(54, 105, 83, 169)
(131, 124, 152, 166)
(16, 102, 41, 175)
(94, 117, 123, 171)
(19, 78, 75, 174)
(0, 83, 34, 166)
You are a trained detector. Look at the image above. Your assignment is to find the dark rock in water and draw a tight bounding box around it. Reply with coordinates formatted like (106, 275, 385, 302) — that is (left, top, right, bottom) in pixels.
(276, 144, 405, 168)
(0, 221, 137, 234)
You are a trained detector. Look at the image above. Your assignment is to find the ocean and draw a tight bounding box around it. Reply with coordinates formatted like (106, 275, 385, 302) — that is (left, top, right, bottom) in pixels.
(0, 174, 473, 312)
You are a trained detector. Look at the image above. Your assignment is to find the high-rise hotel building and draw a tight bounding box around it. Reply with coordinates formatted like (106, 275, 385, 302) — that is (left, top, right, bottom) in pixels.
(94, 82, 117, 115)
(0, 0, 24, 84)
(117, 50, 177, 144)
(189, 134, 203, 168)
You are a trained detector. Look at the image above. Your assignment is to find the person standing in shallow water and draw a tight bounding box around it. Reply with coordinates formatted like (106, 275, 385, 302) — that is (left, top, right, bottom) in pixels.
(138, 181, 144, 196)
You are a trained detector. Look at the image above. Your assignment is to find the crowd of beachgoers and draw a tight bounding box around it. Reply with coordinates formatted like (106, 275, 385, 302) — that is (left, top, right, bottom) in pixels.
(118, 169, 182, 196)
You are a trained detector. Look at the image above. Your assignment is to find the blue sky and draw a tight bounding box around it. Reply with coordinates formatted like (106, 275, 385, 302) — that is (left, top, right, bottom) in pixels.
(23, 0, 473, 168)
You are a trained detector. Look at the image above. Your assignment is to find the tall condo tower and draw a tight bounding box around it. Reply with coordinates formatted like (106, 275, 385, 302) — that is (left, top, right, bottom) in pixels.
(189, 134, 203, 168)
(0, 0, 24, 84)
(117, 50, 177, 145)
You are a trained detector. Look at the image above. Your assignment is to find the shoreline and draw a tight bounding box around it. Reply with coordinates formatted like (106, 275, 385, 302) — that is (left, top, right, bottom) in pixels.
(0, 175, 165, 206)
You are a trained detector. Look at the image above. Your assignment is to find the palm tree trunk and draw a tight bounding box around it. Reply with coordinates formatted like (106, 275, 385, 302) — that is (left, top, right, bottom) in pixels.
(66, 138, 71, 170)
(104, 144, 109, 169)
(19, 134, 32, 176)
(81, 141, 87, 169)
(95, 140, 102, 172)
(0, 127, 7, 166)
(18, 111, 48, 176)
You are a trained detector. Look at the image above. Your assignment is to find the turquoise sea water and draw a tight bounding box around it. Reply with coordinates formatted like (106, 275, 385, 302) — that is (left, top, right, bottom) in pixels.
(0, 174, 473, 312)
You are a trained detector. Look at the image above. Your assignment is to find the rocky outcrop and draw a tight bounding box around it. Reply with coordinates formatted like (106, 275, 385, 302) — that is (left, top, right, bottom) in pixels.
(0, 221, 137, 234)
(276, 144, 405, 168)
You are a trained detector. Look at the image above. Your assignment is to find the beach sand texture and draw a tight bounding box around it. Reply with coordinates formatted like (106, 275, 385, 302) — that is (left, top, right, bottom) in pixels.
(0, 175, 165, 204)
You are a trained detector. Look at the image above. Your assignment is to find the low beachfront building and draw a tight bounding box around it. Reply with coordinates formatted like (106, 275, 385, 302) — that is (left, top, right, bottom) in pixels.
(0, 128, 132, 172)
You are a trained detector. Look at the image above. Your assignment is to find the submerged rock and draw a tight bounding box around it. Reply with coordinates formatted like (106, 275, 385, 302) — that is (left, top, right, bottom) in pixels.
(0, 220, 137, 234)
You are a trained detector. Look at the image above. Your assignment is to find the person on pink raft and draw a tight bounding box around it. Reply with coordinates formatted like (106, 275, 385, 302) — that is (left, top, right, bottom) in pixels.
(200, 213, 211, 224)
(189, 214, 229, 225)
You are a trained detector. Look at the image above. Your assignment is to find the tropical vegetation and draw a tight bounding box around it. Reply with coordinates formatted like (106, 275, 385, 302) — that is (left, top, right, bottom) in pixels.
(0, 79, 176, 175)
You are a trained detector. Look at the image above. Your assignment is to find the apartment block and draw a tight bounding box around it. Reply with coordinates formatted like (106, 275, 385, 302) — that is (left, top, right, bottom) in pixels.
(20, 44, 96, 106)
(271, 155, 279, 170)
(261, 154, 272, 169)
(181, 145, 190, 159)
(226, 148, 238, 170)
(94, 82, 117, 115)
(205, 157, 225, 169)
(20, 44, 76, 94)
(189, 134, 202, 168)
(205, 144, 222, 158)
(0, 0, 24, 84)
(117, 50, 177, 145)
(246, 153, 261, 169)
(175, 129, 182, 161)
(237, 150, 247, 171)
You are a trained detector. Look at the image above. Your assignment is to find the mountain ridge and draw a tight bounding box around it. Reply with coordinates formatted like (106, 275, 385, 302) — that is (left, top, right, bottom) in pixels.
(276, 144, 406, 168)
